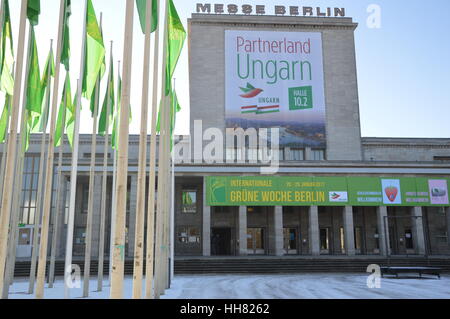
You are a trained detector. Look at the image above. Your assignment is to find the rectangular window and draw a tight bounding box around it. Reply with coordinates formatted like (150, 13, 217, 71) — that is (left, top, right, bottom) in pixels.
(20, 155, 40, 225)
(312, 149, 325, 161)
(291, 149, 305, 161)
(177, 226, 200, 244)
(81, 185, 89, 214)
(182, 190, 197, 214)
(74, 227, 86, 245)
(279, 148, 285, 161)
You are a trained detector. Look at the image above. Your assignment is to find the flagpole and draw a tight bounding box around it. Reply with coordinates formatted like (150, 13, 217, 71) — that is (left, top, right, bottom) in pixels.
(28, 39, 54, 294)
(61, 0, 88, 300)
(2, 19, 34, 299)
(154, 0, 169, 299)
(35, 0, 67, 299)
(83, 11, 102, 298)
(111, 0, 135, 299)
(132, 0, 154, 300)
(170, 78, 176, 285)
(48, 92, 67, 289)
(0, 63, 13, 212)
(109, 60, 120, 286)
(98, 41, 113, 292)
(0, 66, 16, 288)
(0, 0, 28, 299)
(145, 0, 161, 299)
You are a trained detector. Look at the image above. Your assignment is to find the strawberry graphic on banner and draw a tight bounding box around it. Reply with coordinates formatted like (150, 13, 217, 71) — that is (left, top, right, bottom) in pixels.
(382, 179, 402, 204)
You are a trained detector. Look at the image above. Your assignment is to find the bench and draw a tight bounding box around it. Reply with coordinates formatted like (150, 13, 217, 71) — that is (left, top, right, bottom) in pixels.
(381, 267, 442, 279)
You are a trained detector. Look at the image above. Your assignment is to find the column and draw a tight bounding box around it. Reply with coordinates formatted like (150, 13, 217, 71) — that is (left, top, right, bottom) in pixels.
(127, 174, 138, 257)
(238, 206, 247, 256)
(308, 206, 320, 256)
(412, 207, 426, 255)
(447, 207, 450, 246)
(202, 177, 211, 256)
(377, 206, 390, 256)
(91, 175, 103, 257)
(274, 206, 284, 256)
(305, 147, 312, 161)
(343, 206, 356, 256)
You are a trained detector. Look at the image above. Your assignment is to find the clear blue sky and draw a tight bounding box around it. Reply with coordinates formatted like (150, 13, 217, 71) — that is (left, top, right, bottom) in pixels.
(5, 0, 450, 138)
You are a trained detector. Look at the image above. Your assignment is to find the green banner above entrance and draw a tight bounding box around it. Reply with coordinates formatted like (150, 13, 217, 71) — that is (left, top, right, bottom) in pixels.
(206, 176, 450, 207)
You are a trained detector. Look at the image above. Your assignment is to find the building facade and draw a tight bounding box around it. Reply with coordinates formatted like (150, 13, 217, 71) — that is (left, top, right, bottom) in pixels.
(3, 14, 450, 261)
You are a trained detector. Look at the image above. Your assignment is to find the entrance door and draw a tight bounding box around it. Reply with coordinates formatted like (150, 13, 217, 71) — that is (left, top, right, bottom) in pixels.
(283, 228, 299, 255)
(247, 228, 265, 255)
(17, 226, 33, 258)
(320, 228, 330, 255)
(211, 228, 232, 256)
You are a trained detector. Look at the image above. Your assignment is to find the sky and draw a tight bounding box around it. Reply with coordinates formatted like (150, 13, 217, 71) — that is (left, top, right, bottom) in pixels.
(4, 0, 450, 138)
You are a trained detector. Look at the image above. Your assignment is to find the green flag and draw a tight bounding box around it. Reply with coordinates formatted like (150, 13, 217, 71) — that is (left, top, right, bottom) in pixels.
(136, 0, 158, 34)
(0, 0, 14, 96)
(0, 94, 11, 143)
(165, 0, 186, 96)
(26, 27, 42, 116)
(89, 24, 105, 117)
(111, 71, 121, 150)
(61, 0, 71, 71)
(33, 46, 55, 133)
(156, 89, 181, 150)
(98, 52, 115, 136)
(82, 0, 105, 100)
(66, 87, 77, 149)
(55, 73, 72, 147)
(27, 0, 41, 26)
(111, 71, 132, 150)
(23, 27, 41, 152)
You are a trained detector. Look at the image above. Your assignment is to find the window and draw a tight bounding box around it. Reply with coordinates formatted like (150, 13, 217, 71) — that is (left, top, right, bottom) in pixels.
(278, 148, 285, 161)
(177, 226, 200, 243)
(81, 184, 89, 214)
(312, 149, 325, 161)
(434, 156, 450, 162)
(74, 227, 86, 245)
(290, 149, 305, 161)
(20, 155, 40, 225)
(182, 190, 197, 213)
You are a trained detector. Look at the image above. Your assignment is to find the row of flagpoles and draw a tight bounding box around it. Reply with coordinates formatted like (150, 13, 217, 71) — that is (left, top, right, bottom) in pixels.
(0, 0, 185, 299)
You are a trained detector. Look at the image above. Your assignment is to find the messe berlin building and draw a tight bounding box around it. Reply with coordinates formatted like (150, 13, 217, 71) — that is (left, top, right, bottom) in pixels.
(6, 14, 450, 261)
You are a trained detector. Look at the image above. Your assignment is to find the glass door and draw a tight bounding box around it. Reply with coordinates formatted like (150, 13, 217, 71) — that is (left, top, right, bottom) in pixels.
(283, 228, 299, 255)
(247, 228, 265, 255)
(320, 228, 330, 254)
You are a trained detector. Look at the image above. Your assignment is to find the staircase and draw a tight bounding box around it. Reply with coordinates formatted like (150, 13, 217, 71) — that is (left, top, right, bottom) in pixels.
(13, 257, 450, 277)
(173, 257, 450, 274)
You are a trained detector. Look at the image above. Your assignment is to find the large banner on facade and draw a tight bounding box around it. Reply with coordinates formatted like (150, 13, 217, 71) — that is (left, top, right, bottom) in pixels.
(225, 30, 326, 148)
(206, 176, 450, 207)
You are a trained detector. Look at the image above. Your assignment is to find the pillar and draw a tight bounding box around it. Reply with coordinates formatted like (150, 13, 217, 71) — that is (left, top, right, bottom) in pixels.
(127, 174, 138, 257)
(308, 206, 320, 256)
(377, 206, 390, 256)
(412, 207, 426, 255)
(305, 147, 312, 161)
(202, 177, 211, 256)
(91, 175, 103, 257)
(343, 206, 356, 256)
(447, 207, 450, 246)
(238, 206, 247, 256)
(274, 206, 283, 256)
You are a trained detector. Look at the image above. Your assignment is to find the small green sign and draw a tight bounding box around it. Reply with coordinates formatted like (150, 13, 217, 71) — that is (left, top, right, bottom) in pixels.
(289, 86, 313, 110)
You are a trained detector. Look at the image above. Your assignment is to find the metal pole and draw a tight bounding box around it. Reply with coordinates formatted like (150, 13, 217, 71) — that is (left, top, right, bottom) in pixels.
(0, 0, 29, 298)
(132, 0, 154, 299)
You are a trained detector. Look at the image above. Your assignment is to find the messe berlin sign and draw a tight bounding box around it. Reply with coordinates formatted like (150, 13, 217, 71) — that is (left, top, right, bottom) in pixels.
(196, 3, 346, 17)
(206, 176, 450, 207)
